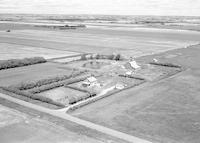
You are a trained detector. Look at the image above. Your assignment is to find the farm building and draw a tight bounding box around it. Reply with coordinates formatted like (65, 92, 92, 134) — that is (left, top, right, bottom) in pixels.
(125, 60, 140, 70)
(82, 76, 98, 87)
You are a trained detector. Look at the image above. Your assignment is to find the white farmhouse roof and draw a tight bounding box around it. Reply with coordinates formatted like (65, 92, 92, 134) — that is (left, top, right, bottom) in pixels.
(129, 61, 140, 69)
(115, 83, 125, 90)
(87, 77, 97, 83)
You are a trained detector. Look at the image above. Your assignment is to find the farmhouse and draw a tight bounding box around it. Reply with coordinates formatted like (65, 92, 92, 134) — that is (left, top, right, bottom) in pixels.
(125, 60, 140, 70)
(82, 76, 98, 87)
(115, 83, 125, 90)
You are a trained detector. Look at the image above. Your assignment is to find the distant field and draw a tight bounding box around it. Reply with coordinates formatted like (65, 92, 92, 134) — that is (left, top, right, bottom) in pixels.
(1, 27, 200, 59)
(0, 62, 73, 86)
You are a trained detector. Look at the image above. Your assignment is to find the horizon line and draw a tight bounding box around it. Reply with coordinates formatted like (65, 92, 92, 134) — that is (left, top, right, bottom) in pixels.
(0, 12, 199, 17)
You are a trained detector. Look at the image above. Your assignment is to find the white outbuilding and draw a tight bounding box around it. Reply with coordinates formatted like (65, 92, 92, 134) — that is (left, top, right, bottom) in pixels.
(82, 76, 98, 87)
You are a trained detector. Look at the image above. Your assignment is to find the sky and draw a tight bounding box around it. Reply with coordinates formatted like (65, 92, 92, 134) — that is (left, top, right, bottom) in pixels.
(0, 0, 200, 16)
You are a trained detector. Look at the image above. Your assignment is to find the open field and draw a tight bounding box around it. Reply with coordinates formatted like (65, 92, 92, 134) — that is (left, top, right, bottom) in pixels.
(1, 24, 200, 59)
(72, 44, 200, 143)
(0, 104, 114, 143)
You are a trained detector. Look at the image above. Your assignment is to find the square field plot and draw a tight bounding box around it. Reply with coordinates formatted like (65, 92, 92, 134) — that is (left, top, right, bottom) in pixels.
(132, 64, 182, 81)
(67, 75, 144, 95)
(115, 63, 182, 81)
(37, 87, 88, 105)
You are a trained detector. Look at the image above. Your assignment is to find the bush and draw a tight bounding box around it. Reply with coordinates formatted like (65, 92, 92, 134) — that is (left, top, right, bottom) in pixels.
(119, 74, 145, 81)
(115, 54, 121, 60)
(64, 74, 90, 85)
(79, 53, 125, 61)
(0, 57, 46, 70)
(80, 54, 87, 60)
(89, 55, 93, 59)
(29, 82, 65, 94)
(107, 54, 115, 60)
(95, 54, 100, 59)
(68, 93, 91, 104)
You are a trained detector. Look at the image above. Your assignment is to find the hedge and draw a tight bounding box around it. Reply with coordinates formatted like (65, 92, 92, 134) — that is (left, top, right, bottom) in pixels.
(149, 62, 181, 68)
(29, 82, 65, 94)
(13, 70, 87, 90)
(79, 53, 125, 61)
(29, 74, 90, 94)
(0, 57, 46, 70)
(119, 74, 145, 81)
(67, 89, 96, 105)
(1, 87, 65, 107)
(68, 93, 91, 104)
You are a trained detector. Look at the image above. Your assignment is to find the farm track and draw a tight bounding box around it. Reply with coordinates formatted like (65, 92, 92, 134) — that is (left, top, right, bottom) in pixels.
(0, 93, 152, 143)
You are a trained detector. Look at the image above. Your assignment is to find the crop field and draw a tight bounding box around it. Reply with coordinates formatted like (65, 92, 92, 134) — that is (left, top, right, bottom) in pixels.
(0, 62, 74, 87)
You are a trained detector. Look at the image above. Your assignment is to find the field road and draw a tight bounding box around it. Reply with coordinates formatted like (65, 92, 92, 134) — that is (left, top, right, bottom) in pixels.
(0, 93, 152, 143)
